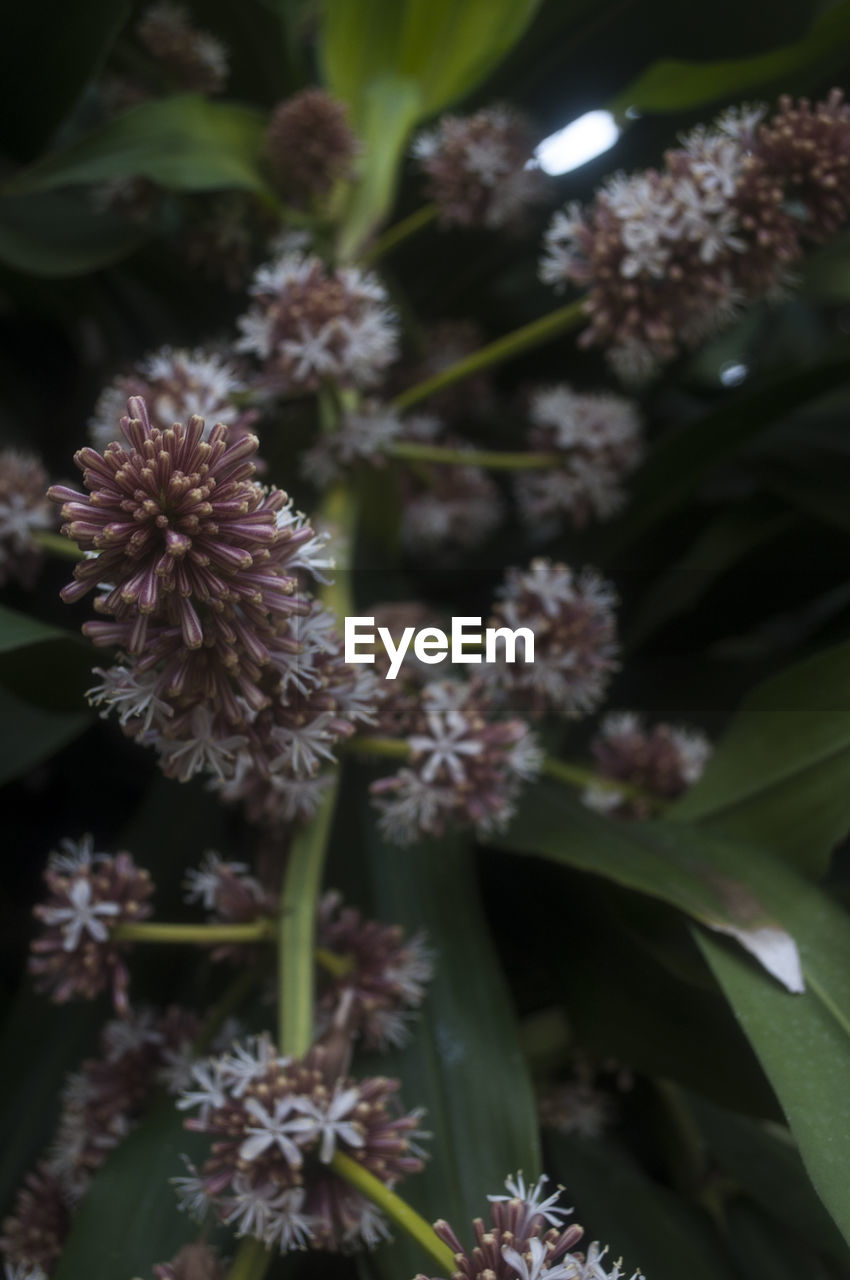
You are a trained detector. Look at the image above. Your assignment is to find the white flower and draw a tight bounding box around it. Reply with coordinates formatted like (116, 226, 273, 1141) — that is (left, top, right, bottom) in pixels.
(239, 1097, 308, 1165)
(503, 1238, 581, 1280)
(291, 1086, 365, 1163)
(183, 850, 249, 910)
(171, 1157, 213, 1221)
(374, 769, 456, 844)
(176, 1060, 228, 1120)
(86, 663, 173, 733)
(409, 707, 482, 784)
(489, 1172, 572, 1231)
(4, 1264, 49, 1280)
(101, 1009, 162, 1061)
(223, 1177, 317, 1250)
(576, 1242, 642, 1279)
(218, 1035, 286, 1097)
(157, 706, 247, 782)
(47, 835, 98, 875)
(42, 877, 120, 951)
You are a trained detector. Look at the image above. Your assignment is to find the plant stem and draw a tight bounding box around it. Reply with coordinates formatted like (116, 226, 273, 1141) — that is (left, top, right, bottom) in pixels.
(348, 735, 664, 809)
(362, 203, 439, 265)
(392, 298, 586, 413)
(277, 780, 339, 1056)
(225, 1234, 271, 1280)
(33, 529, 83, 560)
(330, 1151, 454, 1273)
(388, 440, 563, 469)
(113, 921, 274, 944)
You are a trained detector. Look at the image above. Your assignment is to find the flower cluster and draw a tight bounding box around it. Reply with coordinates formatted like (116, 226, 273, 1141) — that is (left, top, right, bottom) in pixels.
(316, 891, 434, 1050)
(29, 836, 153, 1014)
(302, 402, 403, 488)
(136, 3, 229, 94)
(541, 91, 850, 379)
(413, 106, 546, 229)
(583, 712, 711, 819)
(177, 1036, 426, 1252)
(515, 386, 643, 532)
(236, 251, 400, 392)
(52, 399, 374, 820)
(1, 1007, 213, 1275)
(88, 347, 258, 455)
(487, 560, 619, 719)
(183, 850, 274, 963)
(397, 418, 504, 557)
(153, 1244, 227, 1280)
(416, 1172, 643, 1280)
(266, 90, 359, 206)
(370, 679, 541, 844)
(0, 450, 53, 587)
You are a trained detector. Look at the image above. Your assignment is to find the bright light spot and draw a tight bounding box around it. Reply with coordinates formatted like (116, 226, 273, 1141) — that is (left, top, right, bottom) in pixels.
(719, 361, 749, 387)
(535, 110, 621, 176)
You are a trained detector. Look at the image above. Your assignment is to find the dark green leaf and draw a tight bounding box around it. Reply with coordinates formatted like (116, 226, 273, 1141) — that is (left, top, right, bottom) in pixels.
(6, 96, 273, 200)
(52, 1098, 210, 1280)
(687, 1094, 850, 1265)
(598, 353, 850, 557)
(671, 639, 850, 876)
(0, 605, 67, 654)
(0, 0, 131, 161)
(610, 2, 850, 116)
(0, 686, 90, 784)
(546, 1133, 734, 1280)
(0, 193, 144, 277)
(348, 778, 540, 1279)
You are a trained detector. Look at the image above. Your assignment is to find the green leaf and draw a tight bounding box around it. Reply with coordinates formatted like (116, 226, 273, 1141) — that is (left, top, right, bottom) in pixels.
(698, 917, 850, 1247)
(546, 1133, 734, 1280)
(597, 352, 850, 557)
(687, 1094, 850, 1265)
(670, 639, 850, 876)
(0, 193, 144, 277)
(345, 776, 540, 1279)
(0, 685, 91, 784)
(0, 989, 102, 1214)
(491, 782, 805, 988)
(6, 96, 274, 200)
(52, 1099, 211, 1280)
(0, 605, 67, 654)
(610, 2, 850, 116)
(0, 0, 131, 161)
(320, 0, 541, 256)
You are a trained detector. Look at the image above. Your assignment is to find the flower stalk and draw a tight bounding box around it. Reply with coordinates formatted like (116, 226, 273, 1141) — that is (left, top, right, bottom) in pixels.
(388, 440, 563, 469)
(225, 1234, 271, 1280)
(362, 202, 439, 264)
(392, 297, 587, 412)
(330, 1150, 455, 1273)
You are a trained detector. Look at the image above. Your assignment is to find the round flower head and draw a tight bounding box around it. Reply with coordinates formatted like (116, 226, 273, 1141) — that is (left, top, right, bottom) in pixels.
(413, 106, 546, 229)
(583, 712, 711, 819)
(316, 891, 434, 1050)
(370, 679, 541, 844)
(136, 3, 228, 93)
(754, 90, 850, 242)
(236, 252, 399, 393)
(414, 1171, 643, 1280)
(487, 560, 619, 720)
(0, 1166, 69, 1276)
(266, 89, 359, 205)
(177, 1037, 426, 1252)
(29, 838, 153, 1015)
(515, 386, 643, 532)
(88, 347, 258, 455)
(0, 450, 53, 587)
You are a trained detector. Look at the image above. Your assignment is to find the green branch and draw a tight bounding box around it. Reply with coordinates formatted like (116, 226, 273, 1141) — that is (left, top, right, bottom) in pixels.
(362, 202, 439, 264)
(225, 1235, 271, 1280)
(330, 1151, 454, 1274)
(388, 440, 563, 469)
(277, 781, 340, 1056)
(112, 920, 274, 944)
(33, 529, 83, 560)
(392, 298, 587, 412)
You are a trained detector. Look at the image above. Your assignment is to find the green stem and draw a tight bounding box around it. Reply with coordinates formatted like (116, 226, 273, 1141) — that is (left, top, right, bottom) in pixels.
(349, 735, 663, 808)
(330, 1151, 454, 1274)
(33, 529, 83, 560)
(113, 921, 274, 944)
(225, 1234, 271, 1280)
(277, 781, 340, 1056)
(388, 441, 563, 470)
(362, 203, 438, 265)
(319, 482, 358, 624)
(392, 298, 587, 413)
